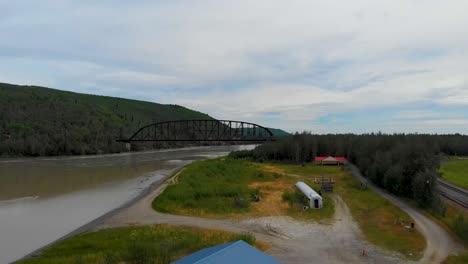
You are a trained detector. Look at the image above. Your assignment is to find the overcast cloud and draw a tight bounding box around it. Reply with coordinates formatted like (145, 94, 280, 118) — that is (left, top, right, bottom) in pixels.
(1, 0, 467, 133)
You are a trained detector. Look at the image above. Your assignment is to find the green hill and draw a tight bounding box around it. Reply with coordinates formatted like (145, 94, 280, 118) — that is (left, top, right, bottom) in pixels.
(0, 83, 212, 156)
(268, 128, 290, 137)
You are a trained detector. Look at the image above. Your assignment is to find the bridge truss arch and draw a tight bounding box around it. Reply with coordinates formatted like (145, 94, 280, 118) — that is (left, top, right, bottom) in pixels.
(117, 119, 275, 142)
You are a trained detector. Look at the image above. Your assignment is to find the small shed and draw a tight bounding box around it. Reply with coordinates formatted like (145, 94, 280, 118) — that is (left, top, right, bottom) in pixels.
(315, 156, 346, 165)
(295, 182, 323, 209)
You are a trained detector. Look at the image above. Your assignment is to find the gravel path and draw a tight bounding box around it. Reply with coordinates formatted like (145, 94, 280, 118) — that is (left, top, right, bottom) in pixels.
(347, 163, 465, 264)
(95, 171, 409, 264)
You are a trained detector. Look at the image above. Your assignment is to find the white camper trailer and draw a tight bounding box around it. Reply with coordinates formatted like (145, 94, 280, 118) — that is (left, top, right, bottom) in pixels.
(295, 182, 323, 209)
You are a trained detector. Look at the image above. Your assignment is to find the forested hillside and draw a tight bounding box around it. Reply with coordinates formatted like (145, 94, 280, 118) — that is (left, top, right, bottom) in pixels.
(230, 133, 468, 209)
(267, 128, 290, 136)
(0, 83, 212, 156)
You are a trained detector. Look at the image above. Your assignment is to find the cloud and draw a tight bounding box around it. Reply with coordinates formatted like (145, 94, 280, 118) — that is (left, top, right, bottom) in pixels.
(1, 0, 468, 133)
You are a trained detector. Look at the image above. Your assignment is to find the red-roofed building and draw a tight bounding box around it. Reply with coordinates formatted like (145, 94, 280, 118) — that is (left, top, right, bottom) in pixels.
(315, 156, 346, 165)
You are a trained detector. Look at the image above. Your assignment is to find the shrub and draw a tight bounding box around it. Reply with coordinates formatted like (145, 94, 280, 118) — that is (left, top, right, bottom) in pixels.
(228, 150, 253, 159)
(234, 194, 249, 208)
(124, 241, 159, 264)
(282, 190, 296, 206)
(282, 190, 308, 207)
(235, 232, 256, 245)
(103, 252, 120, 264)
(452, 214, 468, 243)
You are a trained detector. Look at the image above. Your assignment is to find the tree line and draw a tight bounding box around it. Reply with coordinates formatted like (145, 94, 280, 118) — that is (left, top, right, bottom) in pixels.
(230, 132, 468, 210)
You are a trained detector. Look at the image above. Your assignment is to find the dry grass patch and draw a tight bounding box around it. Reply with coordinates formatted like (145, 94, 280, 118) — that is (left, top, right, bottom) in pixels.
(258, 164, 336, 222)
(154, 159, 335, 222)
(260, 164, 286, 175)
(248, 180, 292, 216)
(174, 208, 244, 219)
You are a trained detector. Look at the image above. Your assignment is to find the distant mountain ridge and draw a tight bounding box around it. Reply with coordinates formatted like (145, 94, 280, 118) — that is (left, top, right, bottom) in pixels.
(0, 82, 287, 156)
(0, 82, 213, 156)
(267, 128, 290, 137)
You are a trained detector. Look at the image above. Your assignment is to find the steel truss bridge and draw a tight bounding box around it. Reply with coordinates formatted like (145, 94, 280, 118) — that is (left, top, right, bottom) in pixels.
(117, 120, 275, 143)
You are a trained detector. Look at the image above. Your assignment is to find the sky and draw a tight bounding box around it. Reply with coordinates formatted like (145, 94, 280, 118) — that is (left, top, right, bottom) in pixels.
(1, 0, 468, 134)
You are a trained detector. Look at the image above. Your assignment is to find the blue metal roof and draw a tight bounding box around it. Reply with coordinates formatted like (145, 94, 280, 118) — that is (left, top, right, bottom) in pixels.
(171, 240, 282, 264)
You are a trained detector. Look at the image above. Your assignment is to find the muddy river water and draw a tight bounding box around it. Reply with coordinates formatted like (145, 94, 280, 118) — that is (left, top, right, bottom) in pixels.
(0, 145, 253, 263)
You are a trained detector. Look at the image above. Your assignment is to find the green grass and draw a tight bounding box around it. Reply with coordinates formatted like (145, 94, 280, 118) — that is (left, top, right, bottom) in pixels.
(430, 202, 468, 245)
(17, 225, 262, 264)
(153, 160, 425, 259)
(431, 197, 468, 260)
(273, 164, 426, 260)
(153, 159, 335, 221)
(271, 163, 343, 177)
(445, 252, 468, 264)
(438, 160, 468, 189)
(153, 158, 279, 216)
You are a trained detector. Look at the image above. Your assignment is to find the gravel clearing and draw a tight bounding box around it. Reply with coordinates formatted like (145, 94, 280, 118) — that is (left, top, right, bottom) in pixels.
(240, 195, 407, 264)
(95, 175, 410, 264)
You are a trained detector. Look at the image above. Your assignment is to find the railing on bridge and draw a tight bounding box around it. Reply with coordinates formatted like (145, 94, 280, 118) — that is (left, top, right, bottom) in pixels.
(117, 119, 275, 143)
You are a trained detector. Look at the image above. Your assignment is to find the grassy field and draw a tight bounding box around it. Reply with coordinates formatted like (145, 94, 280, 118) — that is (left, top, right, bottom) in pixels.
(261, 164, 336, 222)
(438, 160, 468, 189)
(153, 158, 425, 259)
(153, 158, 280, 216)
(270, 163, 426, 260)
(17, 225, 265, 264)
(153, 158, 335, 221)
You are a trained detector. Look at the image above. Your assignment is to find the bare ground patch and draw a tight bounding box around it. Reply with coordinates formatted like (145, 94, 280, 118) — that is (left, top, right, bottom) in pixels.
(248, 180, 292, 216)
(94, 166, 412, 264)
(261, 164, 286, 175)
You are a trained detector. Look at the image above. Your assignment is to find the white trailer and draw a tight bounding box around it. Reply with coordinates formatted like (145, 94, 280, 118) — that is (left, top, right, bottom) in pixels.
(295, 182, 323, 209)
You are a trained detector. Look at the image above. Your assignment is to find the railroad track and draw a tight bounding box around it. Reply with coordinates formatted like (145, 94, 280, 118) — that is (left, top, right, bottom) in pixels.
(437, 179, 468, 208)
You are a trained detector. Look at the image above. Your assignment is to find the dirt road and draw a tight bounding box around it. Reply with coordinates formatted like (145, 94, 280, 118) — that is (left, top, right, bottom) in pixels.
(96, 171, 407, 264)
(347, 163, 465, 263)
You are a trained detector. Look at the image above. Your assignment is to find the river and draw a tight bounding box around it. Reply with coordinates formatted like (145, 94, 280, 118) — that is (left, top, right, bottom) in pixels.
(0, 145, 254, 263)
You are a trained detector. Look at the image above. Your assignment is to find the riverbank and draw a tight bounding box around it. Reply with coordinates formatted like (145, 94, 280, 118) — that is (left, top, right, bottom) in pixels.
(23, 159, 432, 264)
(24, 161, 406, 264)
(0, 145, 254, 163)
(19, 166, 186, 262)
(22, 156, 464, 263)
(3, 145, 254, 264)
